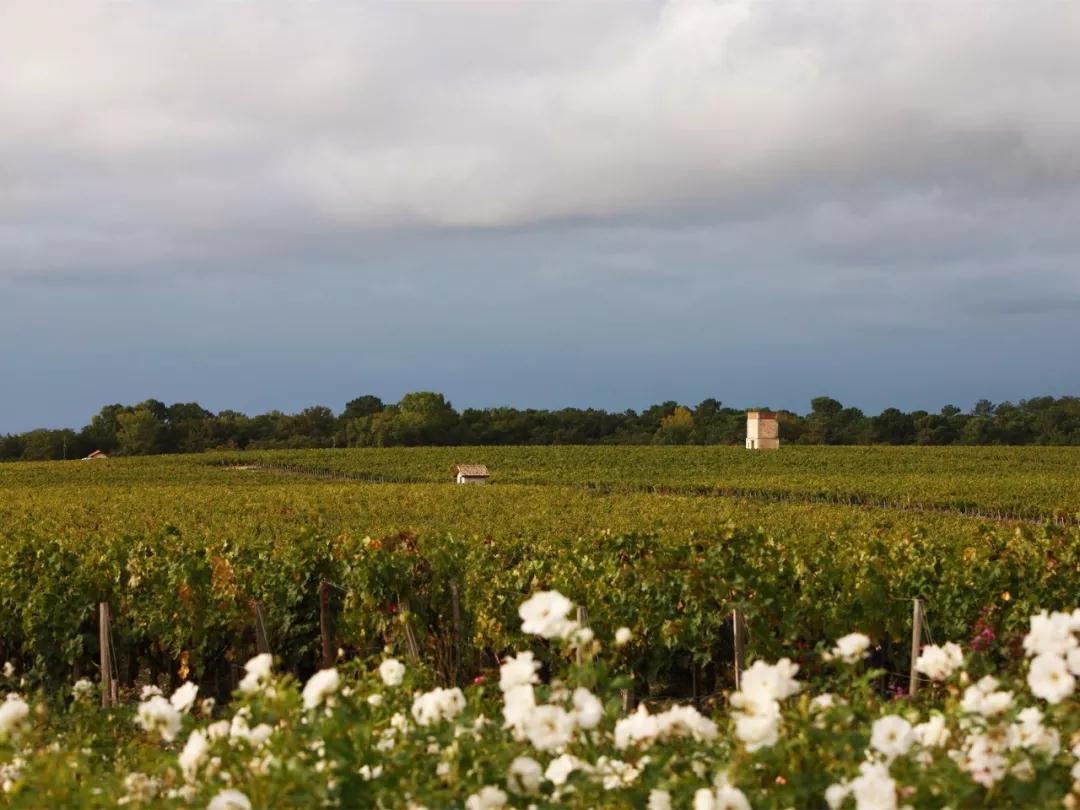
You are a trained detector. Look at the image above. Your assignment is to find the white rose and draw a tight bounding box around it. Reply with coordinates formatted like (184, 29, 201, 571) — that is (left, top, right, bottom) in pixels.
(0, 695, 30, 740)
(499, 652, 539, 693)
(714, 782, 752, 810)
(824, 783, 850, 809)
(135, 696, 181, 742)
(238, 654, 273, 695)
(178, 730, 208, 782)
(545, 754, 583, 786)
(1023, 611, 1077, 658)
(207, 789, 252, 810)
(170, 681, 199, 714)
(913, 713, 950, 748)
(506, 756, 543, 795)
(830, 633, 871, 664)
(693, 788, 716, 810)
(572, 687, 603, 729)
(302, 669, 340, 710)
(379, 658, 405, 687)
(1027, 653, 1075, 704)
(870, 714, 914, 761)
(464, 786, 507, 810)
(518, 591, 578, 640)
(72, 679, 95, 701)
(522, 705, 575, 751)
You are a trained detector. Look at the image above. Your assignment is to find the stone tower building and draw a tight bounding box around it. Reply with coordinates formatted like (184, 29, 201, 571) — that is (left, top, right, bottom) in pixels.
(746, 411, 780, 450)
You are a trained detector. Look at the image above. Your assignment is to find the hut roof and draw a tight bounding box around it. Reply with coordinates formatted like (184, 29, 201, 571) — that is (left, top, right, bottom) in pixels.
(453, 464, 490, 477)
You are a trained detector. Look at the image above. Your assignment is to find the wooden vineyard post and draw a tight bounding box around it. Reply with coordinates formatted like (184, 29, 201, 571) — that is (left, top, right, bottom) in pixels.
(450, 583, 462, 685)
(98, 603, 109, 707)
(732, 608, 746, 691)
(253, 601, 272, 656)
(909, 598, 924, 696)
(403, 621, 421, 664)
(397, 593, 421, 665)
(575, 605, 588, 666)
(98, 603, 117, 708)
(319, 579, 333, 668)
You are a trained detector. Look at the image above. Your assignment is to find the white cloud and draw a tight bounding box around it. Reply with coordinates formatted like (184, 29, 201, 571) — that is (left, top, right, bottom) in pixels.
(1, 0, 1079, 271)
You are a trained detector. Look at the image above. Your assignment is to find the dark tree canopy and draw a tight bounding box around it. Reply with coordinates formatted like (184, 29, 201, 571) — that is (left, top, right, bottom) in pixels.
(3, 393, 1080, 460)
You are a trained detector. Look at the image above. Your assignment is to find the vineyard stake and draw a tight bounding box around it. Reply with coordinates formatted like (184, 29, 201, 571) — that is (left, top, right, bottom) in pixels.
(394, 591, 421, 664)
(403, 611, 421, 664)
(319, 579, 333, 668)
(98, 603, 115, 708)
(576, 605, 588, 666)
(909, 598, 924, 696)
(732, 608, 746, 690)
(450, 582, 462, 685)
(254, 601, 272, 656)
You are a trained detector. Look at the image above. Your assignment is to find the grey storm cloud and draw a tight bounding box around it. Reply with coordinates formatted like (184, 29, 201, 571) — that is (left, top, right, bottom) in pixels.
(2, 1, 1079, 252)
(1, 0, 1080, 431)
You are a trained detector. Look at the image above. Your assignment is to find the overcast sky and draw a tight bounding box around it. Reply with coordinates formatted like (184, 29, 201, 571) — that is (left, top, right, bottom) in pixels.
(3, 1, 1079, 432)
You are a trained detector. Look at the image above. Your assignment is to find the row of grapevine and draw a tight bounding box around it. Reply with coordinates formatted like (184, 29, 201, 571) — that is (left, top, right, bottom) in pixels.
(7, 445, 1080, 520)
(2, 516, 1078, 701)
(205, 444, 1080, 521)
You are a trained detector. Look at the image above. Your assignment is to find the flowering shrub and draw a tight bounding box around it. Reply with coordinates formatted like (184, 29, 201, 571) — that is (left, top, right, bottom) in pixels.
(4, 594, 1080, 808)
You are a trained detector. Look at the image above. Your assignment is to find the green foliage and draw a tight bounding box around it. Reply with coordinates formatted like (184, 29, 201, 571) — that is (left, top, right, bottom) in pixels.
(8, 394, 1080, 461)
(3, 446, 1080, 806)
(653, 406, 694, 445)
(4, 601, 1080, 808)
(115, 409, 164, 456)
(1, 447, 1080, 698)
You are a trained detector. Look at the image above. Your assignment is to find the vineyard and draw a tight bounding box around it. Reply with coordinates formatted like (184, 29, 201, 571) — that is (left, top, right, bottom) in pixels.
(205, 445, 1080, 522)
(2, 446, 1080, 807)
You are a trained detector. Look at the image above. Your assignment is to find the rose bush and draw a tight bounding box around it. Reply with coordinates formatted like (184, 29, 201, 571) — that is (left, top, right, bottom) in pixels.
(4, 594, 1080, 808)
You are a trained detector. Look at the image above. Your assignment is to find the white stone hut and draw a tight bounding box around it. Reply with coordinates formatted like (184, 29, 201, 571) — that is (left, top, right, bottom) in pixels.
(453, 464, 490, 484)
(745, 411, 780, 450)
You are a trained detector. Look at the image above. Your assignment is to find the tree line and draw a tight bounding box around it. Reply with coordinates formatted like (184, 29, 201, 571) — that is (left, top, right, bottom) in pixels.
(3, 393, 1080, 460)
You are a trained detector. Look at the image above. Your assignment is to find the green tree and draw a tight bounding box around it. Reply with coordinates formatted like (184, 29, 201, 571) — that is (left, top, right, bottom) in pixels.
(342, 396, 384, 420)
(136, 398, 170, 423)
(775, 411, 805, 444)
(694, 398, 721, 421)
(803, 397, 844, 444)
(396, 392, 460, 444)
(961, 416, 996, 445)
(167, 402, 213, 423)
(0, 434, 24, 460)
(115, 408, 164, 455)
(83, 404, 128, 452)
(871, 408, 915, 445)
(653, 406, 694, 444)
(212, 410, 250, 449)
(289, 406, 337, 445)
(19, 429, 77, 460)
